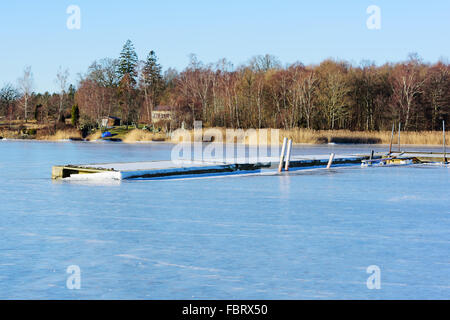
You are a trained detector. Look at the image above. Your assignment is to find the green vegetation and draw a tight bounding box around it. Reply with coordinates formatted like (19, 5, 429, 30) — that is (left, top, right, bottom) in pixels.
(71, 104, 80, 126)
(101, 125, 136, 140)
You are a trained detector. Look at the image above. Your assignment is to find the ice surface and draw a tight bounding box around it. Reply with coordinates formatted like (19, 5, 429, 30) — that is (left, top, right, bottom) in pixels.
(0, 140, 448, 299)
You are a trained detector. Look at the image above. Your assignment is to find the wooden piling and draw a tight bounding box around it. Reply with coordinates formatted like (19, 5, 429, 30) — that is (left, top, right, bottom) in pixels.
(398, 122, 401, 152)
(444, 120, 447, 163)
(388, 123, 394, 154)
(326, 153, 335, 169)
(284, 139, 293, 171)
(278, 137, 288, 173)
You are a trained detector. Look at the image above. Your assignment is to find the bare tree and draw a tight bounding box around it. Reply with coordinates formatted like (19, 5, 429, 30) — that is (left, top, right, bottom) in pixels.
(301, 69, 319, 129)
(87, 58, 120, 88)
(187, 55, 214, 124)
(425, 62, 449, 130)
(17, 66, 34, 122)
(0, 83, 20, 128)
(249, 54, 281, 72)
(317, 61, 350, 130)
(55, 67, 70, 121)
(391, 61, 425, 130)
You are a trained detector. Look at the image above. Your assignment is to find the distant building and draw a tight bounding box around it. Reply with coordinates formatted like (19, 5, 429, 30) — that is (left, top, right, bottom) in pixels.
(101, 116, 121, 128)
(151, 106, 173, 122)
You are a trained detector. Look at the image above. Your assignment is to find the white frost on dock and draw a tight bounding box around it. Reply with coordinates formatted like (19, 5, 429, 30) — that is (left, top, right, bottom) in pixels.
(64, 171, 122, 181)
(59, 154, 366, 181)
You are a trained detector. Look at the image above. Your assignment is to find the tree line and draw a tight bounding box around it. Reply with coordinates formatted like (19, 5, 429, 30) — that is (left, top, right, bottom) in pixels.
(1, 40, 449, 132)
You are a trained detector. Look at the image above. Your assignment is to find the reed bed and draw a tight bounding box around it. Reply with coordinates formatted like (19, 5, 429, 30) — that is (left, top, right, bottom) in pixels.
(1, 126, 447, 146)
(171, 128, 448, 146)
(0, 129, 20, 139)
(279, 129, 448, 145)
(36, 129, 82, 141)
(85, 131, 102, 141)
(122, 129, 167, 143)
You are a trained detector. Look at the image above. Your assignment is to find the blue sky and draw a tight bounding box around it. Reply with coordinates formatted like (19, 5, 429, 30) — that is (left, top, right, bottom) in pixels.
(0, 0, 449, 93)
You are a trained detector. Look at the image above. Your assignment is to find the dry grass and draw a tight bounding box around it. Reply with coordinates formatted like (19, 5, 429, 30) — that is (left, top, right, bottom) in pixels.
(389, 130, 448, 145)
(122, 129, 168, 143)
(0, 129, 19, 139)
(1, 124, 447, 146)
(0, 120, 47, 130)
(36, 129, 82, 141)
(284, 129, 449, 145)
(170, 128, 448, 146)
(281, 129, 389, 144)
(281, 129, 448, 145)
(85, 130, 102, 141)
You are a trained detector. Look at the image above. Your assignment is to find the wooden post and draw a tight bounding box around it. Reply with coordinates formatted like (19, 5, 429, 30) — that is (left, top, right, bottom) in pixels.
(284, 139, 293, 171)
(370, 150, 374, 161)
(444, 120, 447, 163)
(398, 122, 401, 152)
(278, 137, 288, 173)
(388, 123, 394, 155)
(326, 153, 335, 169)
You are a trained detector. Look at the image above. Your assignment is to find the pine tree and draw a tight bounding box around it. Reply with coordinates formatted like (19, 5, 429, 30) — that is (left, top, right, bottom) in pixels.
(118, 40, 138, 84)
(117, 41, 139, 128)
(71, 104, 80, 126)
(143, 51, 163, 86)
(141, 50, 164, 122)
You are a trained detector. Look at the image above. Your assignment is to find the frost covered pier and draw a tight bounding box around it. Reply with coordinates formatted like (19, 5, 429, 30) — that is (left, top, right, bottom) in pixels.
(51, 154, 367, 181)
(51, 151, 448, 181)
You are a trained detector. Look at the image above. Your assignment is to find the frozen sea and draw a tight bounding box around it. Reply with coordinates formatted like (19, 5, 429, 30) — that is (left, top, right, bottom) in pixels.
(0, 140, 449, 299)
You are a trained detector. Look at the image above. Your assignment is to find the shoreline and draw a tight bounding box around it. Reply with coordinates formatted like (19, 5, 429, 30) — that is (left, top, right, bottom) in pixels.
(1, 127, 448, 146)
(1, 137, 447, 148)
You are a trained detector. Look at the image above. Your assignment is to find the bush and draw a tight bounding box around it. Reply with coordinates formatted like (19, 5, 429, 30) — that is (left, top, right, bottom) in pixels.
(315, 137, 329, 144)
(79, 114, 97, 138)
(330, 137, 382, 144)
(71, 104, 80, 126)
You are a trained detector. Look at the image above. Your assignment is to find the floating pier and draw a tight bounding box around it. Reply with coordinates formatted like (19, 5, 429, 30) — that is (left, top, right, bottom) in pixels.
(52, 150, 448, 181)
(52, 154, 369, 181)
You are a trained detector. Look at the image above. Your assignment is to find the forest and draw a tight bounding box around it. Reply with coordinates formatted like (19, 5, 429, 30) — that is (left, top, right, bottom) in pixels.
(1, 40, 449, 135)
